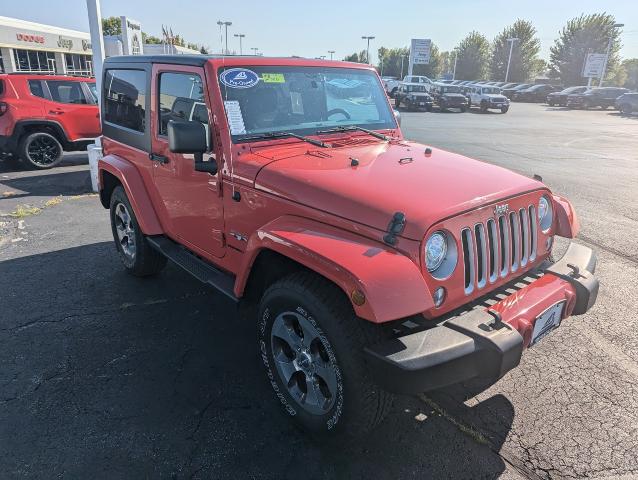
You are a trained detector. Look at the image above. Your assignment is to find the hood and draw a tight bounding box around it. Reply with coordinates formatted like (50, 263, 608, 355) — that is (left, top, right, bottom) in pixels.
(253, 139, 543, 240)
(485, 94, 508, 101)
(442, 93, 467, 99)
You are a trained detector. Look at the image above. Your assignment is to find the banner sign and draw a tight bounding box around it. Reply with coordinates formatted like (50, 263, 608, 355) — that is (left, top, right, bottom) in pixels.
(583, 53, 606, 78)
(408, 38, 431, 76)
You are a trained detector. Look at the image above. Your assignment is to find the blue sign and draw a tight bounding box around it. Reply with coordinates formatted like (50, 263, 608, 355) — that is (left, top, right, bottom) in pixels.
(219, 68, 260, 89)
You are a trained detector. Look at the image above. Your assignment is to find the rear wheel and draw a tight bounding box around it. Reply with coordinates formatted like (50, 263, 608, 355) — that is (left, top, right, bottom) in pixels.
(18, 132, 63, 169)
(258, 272, 393, 437)
(109, 186, 167, 276)
(620, 103, 633, 114)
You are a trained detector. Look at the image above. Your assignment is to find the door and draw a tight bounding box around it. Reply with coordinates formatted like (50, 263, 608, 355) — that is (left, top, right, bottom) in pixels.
(44, 79, 100, 139)
(150, 65, 225, 259)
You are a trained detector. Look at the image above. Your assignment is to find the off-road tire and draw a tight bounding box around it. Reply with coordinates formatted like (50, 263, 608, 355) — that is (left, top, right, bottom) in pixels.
(501, 106, 509, 114)
(394, 98, 400, 108)
(620, 103, 633, 114)
(109, 186, 167, 277)
(459, 106, 466, 113)
(258, 271, 393, 437)
(480, 103, 488, 113)
(18, 131, 63, 169)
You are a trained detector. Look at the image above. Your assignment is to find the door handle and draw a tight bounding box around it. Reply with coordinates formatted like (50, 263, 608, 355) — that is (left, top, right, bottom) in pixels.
(48, 110, 64, 115)
(149, 153, 169, 164)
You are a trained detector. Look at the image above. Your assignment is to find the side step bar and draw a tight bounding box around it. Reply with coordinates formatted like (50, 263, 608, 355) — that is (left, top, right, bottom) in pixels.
(147, 236, 238, 302)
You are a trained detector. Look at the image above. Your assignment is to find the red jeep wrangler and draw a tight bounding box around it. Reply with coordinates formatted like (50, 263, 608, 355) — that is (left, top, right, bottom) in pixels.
(98, 55, 598, 436)
(0, 74, 100, 169)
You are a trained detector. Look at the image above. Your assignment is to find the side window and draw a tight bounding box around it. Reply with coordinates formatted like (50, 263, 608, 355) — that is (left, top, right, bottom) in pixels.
(158, 72, 207, 136)
(46, 81, 88, 104)
(28, 80, 46, 98)
(103, 69, 146, 133)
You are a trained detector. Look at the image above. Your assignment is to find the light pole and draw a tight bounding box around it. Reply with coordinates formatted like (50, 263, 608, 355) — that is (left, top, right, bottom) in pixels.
(217, 20, 232, 54)
(505, 38, 519, 83)
(328, 50, 335, 60)
(400, 54, 408, 79)
(250, 47, 259, 56)
(452, 52, 458, 80)
(599, 23, 624, 87)
(362, 36, 375, 64)
(234, 33, 245, 55)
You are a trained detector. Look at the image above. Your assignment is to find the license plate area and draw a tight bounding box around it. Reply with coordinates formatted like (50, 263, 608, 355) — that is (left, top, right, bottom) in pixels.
(530, 301, 565, 346)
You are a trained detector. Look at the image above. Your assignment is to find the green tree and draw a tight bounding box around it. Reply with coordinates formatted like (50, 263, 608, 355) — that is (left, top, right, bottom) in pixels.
(200, 45, 210, 55)
(619, 58, 638, 90)
(454, 31, 490, 80)
(101, 16, 121, 36)
(490, 20, 542, 82)
(377, 47, 409, 78)
(549, 13, 622, 86)
(142, 32, 162, 44)
(343, 50, 366, 63)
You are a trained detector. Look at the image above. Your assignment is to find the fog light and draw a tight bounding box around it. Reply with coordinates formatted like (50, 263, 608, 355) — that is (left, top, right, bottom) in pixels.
(433, 287, 446, 307)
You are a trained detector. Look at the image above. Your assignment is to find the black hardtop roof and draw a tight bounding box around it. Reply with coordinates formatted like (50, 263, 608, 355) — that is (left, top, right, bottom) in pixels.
(105, 54, 226, 66)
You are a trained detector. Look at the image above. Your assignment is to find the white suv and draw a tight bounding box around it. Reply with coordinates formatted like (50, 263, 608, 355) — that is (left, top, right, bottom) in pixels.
(403, 75, 433, 91)
(466, 84, 510, 113)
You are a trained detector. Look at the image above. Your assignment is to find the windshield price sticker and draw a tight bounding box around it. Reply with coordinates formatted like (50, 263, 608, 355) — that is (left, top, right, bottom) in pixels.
(261, 73, 285, 83)
(223, 100, 247, 135)
(219, 68, 260, 89)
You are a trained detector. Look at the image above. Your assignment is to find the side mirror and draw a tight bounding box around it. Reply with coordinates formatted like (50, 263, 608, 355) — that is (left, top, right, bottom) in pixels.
(167, 120, 218, 174)
(393, 109, 401, 127)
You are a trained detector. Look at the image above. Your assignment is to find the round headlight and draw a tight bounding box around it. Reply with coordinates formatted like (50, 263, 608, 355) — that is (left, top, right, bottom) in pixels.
(538, 195, 553, 231)
(425, 231, 448, 272)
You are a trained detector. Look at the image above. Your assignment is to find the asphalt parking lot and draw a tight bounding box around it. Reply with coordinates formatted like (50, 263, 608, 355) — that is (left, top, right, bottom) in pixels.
(1, 103, 637, 479)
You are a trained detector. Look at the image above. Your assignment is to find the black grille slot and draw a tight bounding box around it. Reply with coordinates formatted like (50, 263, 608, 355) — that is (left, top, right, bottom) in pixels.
(474, 224, 487, 287)
(509, 212, 520, 271)
(498, 215, 508, 274)
(487, 218, 498, 282)
(461, 228, 474, 293)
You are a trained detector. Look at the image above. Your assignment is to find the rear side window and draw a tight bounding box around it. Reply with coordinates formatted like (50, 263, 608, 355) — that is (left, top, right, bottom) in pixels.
(28, 80, 46, 98)
(158, 72, 208, 136)
(104, 69, 146, 132)
(46, 80, 88, 104)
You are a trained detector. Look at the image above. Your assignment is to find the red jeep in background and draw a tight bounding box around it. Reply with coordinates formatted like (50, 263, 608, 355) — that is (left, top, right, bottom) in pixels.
(97, 55, 598, 437)
(0, 74, 101, 169)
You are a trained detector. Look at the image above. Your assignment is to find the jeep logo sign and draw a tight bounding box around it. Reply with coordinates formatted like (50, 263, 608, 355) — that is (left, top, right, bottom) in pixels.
(57, 36, 73, 50)
(494, 204, 509, 216)
(219, 68, 260, 89)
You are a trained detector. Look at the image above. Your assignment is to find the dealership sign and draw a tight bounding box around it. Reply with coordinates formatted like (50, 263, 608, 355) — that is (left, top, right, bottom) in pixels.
(0, 24, 90, 54)
(407, 38, 431, 76)
(120, 17, 143, 55)
(583, 53, 607, 78)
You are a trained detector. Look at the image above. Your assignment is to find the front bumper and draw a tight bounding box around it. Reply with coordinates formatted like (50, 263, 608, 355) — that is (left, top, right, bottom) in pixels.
(364, 243, 598, 394)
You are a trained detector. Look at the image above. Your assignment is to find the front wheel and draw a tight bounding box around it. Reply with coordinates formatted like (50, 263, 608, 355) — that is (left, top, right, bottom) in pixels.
(620, 103, 633, 114)
(501, 106, 509, 114)
(459, 106, 467, 113)
(109, 186, 167, 276)
(480, 103, 488, 113)
(394, 98, 400, 108)
(19, 132, 63, 169)
(258, 272, 393, 437)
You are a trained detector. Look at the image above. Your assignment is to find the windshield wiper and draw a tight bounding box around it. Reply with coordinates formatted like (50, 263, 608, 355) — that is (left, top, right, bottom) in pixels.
(316, 125, 389, 141)
(241, 131, 328, 148)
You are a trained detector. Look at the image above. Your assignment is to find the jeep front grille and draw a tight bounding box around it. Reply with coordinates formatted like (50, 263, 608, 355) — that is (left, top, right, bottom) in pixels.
(462, 206, 537, 294)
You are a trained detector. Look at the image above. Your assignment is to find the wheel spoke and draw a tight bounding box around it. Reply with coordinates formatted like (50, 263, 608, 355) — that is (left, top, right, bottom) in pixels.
(312, 358, 337, 393)
(271, 315, 303, 350)
(275, 357, 297, 384)
(303, 375, 326, 408)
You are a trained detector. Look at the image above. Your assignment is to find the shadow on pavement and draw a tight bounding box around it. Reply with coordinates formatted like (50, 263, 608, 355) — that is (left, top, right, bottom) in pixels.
(608, 111, 638, 120)
(0, 151, 88, 174)
(0, 242, 516, 479)
(0, 170, 92, 199)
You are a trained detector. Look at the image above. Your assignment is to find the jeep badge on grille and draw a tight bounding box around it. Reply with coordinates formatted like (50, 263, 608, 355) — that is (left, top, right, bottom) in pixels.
(494, 204, 509, 215)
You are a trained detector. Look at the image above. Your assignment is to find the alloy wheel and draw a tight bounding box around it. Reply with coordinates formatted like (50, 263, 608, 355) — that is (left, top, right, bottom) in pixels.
(26, 135, 61, 167)
(114, 203, 136, 261)
(270, 310, 338, 415)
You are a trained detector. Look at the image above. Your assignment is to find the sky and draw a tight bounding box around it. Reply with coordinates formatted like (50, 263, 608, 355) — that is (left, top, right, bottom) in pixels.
(3, 0, 637, 62)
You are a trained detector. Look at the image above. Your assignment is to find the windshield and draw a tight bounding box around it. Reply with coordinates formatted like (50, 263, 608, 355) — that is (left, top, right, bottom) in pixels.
(407, 84, 427, 93)
(440, 85, 462, 93)
(482, 87, 501, 94)
(218, 66, 396, 142)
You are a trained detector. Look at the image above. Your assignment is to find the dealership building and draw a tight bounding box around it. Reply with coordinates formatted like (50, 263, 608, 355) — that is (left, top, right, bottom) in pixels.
(0, 15, 200, 77)
(0, 16, 94, 76)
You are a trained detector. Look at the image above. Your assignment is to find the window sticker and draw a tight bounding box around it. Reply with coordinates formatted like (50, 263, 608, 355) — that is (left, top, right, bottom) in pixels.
(219, 68, 260, 89)
(290, 92, 304, 115)
(224, 100, 247, 135)
(261, 73, 285, 83)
